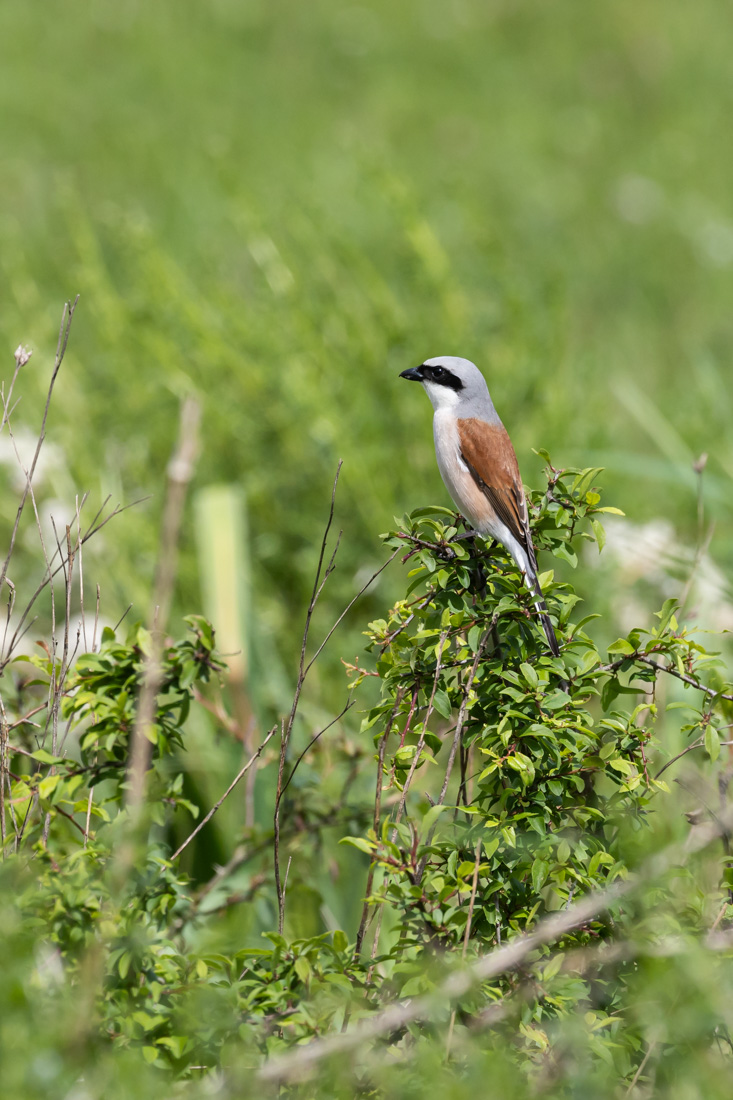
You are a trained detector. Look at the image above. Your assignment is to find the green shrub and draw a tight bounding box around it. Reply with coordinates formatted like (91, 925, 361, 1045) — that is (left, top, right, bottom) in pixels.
(3, 452, 732, 1098)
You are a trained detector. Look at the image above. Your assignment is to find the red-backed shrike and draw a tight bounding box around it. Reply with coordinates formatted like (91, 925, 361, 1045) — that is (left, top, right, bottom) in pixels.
(400, 356, 560, 657)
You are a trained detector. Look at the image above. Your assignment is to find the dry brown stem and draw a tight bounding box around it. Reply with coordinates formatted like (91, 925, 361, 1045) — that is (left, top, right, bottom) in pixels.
(126, 396, 201, 818)
(0, 296, 79, 599)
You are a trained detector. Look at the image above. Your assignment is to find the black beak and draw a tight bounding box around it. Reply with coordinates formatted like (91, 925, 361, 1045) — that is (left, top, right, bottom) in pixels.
(400, 366, 425, 382)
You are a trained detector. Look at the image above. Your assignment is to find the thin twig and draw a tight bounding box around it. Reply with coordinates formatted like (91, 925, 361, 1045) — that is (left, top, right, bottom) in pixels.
(1, 496, 146, 672)
(366, 633, 449, 972)
(276, 700, 354, 806)
(655, 735, 706, 779)
(304, 549, 399, 677)
(274, 463, 343, 932)
(0, 297, 79, 599)
(446, 837, 482, 1053)
(273, 466, 393, 934)
(603, 652, 733, 704)
(1, 344, 30, 432)
(76, 496, 88, 653)
(272, 469, 399, 935)
(83, 780, 94, 848)
(281, 855, 293, 919)
(92, 584, 101, 652)
(416, 628, 492, 884)
(392, 630, 450, 835)
(625, 1039, 657, 1095)
(171, 725, 278, 861)
(0, 692, 8, 854)
(355, 688, 406, 957)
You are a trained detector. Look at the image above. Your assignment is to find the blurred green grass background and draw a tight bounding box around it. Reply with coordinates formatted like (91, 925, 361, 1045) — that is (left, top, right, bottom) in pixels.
(1, 0, 732, 749)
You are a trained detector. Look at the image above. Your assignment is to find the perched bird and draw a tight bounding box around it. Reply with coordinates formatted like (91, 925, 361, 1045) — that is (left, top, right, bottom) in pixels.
(400, 356, 560, 657)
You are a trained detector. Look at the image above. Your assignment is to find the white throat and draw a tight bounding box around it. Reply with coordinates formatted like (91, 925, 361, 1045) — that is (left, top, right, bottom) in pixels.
(421, 379, 463, 412)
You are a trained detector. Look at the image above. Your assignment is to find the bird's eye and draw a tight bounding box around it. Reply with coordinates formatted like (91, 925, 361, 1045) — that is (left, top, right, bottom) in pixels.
(433, 367, 445, 379)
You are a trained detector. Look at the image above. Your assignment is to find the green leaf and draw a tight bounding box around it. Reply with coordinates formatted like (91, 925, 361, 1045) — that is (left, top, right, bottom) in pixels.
(590, 518, 606, 553)
(520, 662, 539, 690)
(552, 542, 578, 568)
(543, 952, 564, 980)
(156, 1036, 189, 1059)
(571, 467, 605, 496)
(38, 774, 62, 799)
(410, 506, 457, 518)
(482, 837, 500, 859)
(30, 749, 65, 766)
(705, 724, 720, 762)
(339, 836, 376, 855)
(655, 598, 680, 635)
(423, 730, 442, 755)
(607, 638, 636, 656)
(332, 930, 348, 953)
(532, 858, 550, 892)
(432, 688, 452, 719)
(420, 804, 449, 836)
(294, 956, 312, 984)
(132, 1011, 160, 1032)
(608, 757, 634, 776)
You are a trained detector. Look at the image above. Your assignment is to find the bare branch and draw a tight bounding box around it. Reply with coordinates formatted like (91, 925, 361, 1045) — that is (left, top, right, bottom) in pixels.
(171, 724, 278, 860)
(276, 700, 354, 807)
(0, 296, 79, 599)
(654, 734, 706, 779)
(1, 496, 146, 671)
(304, 549, 399, 678)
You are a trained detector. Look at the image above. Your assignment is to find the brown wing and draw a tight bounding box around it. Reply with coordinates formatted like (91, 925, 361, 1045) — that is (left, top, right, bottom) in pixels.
(456, 418, 537, 568)
(458, 419, 559, 655)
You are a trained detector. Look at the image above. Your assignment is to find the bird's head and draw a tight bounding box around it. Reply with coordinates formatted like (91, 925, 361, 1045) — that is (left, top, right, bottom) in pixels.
(400, 356, 491, 413)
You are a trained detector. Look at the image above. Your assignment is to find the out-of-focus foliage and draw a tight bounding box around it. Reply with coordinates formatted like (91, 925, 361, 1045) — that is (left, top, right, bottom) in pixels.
(1, 0, 732, 694)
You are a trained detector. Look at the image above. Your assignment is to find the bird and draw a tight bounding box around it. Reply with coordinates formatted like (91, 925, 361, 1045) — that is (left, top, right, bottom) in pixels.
(399, 356, 560, 658)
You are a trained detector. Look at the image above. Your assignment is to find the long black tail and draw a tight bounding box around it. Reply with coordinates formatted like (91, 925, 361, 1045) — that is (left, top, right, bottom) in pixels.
(526, 573, 560, 658)
(534, 593, 561, 657)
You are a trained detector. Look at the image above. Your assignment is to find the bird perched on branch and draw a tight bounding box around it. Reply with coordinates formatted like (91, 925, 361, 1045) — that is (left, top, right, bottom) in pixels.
(400, 356, 560, 657)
